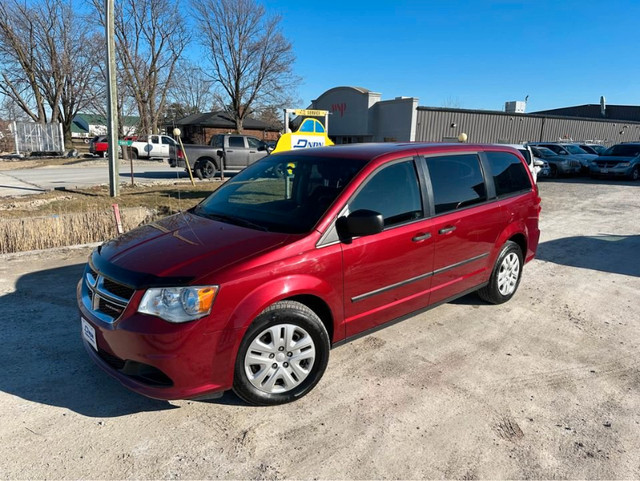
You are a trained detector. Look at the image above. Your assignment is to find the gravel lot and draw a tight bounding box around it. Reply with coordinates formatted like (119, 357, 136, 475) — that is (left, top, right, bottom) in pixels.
(0, 177, 639, 479)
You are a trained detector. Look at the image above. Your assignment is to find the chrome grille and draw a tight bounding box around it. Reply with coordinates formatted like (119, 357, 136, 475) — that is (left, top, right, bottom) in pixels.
(595, 161, 621, 168)
(82, 267, 134, 323)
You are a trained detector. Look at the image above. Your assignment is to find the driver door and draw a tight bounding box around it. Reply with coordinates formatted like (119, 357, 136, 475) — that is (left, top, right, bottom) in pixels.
(341, 158, 435, 338)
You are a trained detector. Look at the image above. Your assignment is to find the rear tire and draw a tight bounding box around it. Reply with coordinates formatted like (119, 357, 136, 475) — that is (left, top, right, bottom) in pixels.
(478, 241, 523, 304)
(195, 159, 216, 180)
(130, 149, 138, 160)
(233, 300, 330, 406)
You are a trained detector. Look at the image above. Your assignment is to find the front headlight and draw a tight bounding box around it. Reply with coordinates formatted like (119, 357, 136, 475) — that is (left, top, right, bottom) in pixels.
(618, 162, 630, 167)
(138, 286, 219, 323)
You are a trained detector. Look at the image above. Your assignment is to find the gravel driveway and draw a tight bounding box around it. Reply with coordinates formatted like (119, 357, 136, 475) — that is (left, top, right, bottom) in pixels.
(0, 178, 638, 479)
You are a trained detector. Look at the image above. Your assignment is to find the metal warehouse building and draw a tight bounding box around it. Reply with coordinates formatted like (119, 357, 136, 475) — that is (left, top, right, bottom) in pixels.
(310, 86, 640, 146)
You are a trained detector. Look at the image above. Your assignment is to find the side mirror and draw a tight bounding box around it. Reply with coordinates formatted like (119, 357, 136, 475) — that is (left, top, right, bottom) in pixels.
(336, 209, 384, 239)
(533, 159, 544, 167)
(257, 144, 266, 152)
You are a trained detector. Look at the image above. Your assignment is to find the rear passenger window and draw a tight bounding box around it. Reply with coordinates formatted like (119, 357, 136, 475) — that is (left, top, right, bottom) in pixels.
(485, 151, 532, 197)
(425, 154, 487, 215)
(229, 136, 244, 148)
(349, 160, 423, 228)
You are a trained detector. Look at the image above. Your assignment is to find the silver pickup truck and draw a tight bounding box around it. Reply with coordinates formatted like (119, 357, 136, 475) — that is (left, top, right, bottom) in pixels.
(170, 134, 271, 179)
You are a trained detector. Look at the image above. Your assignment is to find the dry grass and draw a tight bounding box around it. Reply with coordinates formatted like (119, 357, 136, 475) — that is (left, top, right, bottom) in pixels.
(0, 181, 221, 254)
(0, 207, 151, 253)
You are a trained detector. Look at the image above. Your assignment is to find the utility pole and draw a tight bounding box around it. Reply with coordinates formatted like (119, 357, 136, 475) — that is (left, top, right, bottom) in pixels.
(105, 0, 119, 197)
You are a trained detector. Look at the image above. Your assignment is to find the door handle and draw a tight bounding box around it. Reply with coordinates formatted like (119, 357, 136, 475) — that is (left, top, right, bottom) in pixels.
(438, 226, 456, 235)
(412, 232, 431, 242)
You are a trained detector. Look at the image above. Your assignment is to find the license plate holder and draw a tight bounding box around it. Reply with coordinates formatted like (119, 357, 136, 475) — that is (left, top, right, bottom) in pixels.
(81, 317, 98, 351)
(601, 168, 609, 173)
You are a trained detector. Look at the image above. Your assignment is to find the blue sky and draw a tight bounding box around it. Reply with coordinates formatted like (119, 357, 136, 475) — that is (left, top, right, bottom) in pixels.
(254, 0, 640, 112)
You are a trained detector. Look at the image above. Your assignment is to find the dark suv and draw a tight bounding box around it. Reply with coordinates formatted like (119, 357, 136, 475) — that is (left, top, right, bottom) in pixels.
(78, 143, 541, 405)
(590, 143, 640, 180)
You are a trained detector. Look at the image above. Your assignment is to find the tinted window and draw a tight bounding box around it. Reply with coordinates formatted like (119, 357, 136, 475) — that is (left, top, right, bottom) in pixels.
(349, 160, 422, 227)
(151, 136, 159, 144)
(517, 149, 532, 165)
(543, 145, 566, 155)
(247, 137, 262, 149)
(210, 135, 224, 148)
(229, 136, 244, 148)
(565, 145, 587, 154)
(161, 136, 175, 145)
(485, 151, 532, 197)
(603, 144, 640, 157)
(425, 154, 486, 215)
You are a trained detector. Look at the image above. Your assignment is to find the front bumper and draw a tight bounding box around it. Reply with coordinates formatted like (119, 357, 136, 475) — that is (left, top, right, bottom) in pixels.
(590, 166, 633, 178)
(78, 280, 239, 400)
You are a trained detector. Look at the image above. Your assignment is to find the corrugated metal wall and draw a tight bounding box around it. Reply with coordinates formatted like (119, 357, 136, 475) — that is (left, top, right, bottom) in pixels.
(415, 108, 640, 146)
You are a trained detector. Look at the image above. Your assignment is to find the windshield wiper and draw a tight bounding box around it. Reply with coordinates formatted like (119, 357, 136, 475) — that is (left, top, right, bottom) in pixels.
(197, 211, 269, 232)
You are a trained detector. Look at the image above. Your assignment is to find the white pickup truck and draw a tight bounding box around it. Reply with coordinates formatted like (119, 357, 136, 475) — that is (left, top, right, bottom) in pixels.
(128, 135, 179, 160)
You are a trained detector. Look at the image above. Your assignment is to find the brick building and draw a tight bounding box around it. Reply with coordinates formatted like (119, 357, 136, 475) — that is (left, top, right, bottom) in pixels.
(171, 112, 280, 144)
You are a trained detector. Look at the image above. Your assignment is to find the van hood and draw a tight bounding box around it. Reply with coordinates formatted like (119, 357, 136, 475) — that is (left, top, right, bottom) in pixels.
(91, 212, 292, 287)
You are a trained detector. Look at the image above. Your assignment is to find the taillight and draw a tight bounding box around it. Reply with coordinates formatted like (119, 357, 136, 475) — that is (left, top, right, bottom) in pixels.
(177, 148, 184, 159)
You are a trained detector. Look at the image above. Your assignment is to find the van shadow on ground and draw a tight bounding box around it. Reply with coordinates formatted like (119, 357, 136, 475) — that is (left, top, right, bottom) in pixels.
(536, 234, 640, 278)
(0, 263, 175, 417)
(447, 233, 639, 307)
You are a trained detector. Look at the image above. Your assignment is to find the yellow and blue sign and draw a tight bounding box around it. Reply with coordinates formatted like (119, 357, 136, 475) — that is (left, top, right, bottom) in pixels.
(272, 118, 334, 154)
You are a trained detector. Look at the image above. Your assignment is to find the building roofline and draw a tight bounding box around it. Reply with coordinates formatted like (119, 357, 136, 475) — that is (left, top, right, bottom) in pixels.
(416, 106, 640, 125)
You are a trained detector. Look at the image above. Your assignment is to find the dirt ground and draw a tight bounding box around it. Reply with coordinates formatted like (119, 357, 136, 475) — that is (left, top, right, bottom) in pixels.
(0, 177, 639, 479)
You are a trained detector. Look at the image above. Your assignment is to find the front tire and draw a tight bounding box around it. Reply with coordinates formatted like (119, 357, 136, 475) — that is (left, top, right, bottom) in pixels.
(233, 300, 330, 406)
(478, 241, 523, 304)
(630, 166, 640, 181)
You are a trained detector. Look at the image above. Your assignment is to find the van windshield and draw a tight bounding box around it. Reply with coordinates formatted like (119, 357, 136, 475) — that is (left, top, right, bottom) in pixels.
(193, 155, 367, 234)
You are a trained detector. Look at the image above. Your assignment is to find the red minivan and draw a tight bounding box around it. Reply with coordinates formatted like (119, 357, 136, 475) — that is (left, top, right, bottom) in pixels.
(78, 143, 541, 405)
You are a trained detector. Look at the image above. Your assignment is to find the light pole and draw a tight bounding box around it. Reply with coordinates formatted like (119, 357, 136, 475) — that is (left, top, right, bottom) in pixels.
(105, 0, 119, 197)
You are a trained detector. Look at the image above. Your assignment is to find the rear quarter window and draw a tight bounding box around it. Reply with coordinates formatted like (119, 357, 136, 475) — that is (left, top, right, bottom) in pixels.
(485, 151, 532, 197)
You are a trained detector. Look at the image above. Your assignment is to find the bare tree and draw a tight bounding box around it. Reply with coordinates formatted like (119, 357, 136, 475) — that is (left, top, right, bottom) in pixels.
(192, 0, 299, 132)
(0, 0, 100, 147)
(169, 60, 219, 114)
(92, 0, 190, 135)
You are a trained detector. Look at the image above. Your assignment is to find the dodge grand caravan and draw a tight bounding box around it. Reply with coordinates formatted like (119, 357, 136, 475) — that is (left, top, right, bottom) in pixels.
(78, 143, 541, 405)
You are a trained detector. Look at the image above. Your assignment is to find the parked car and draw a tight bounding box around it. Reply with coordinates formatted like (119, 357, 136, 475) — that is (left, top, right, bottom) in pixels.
(529, 142, 598, 172)
(530, 146, 581, 177)
(78, 143, 541, 405)
(170, 134, 271, 179)
(589, 143, 640, 180)
(89, 135, 108, 157)
(129, 135, 179, 160)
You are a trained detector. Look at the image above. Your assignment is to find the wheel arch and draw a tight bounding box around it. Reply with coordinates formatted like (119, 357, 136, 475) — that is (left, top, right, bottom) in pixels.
(195, 156, 220, 171)
(508, 232, 527, 260)
(221, 275, 340, 343)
